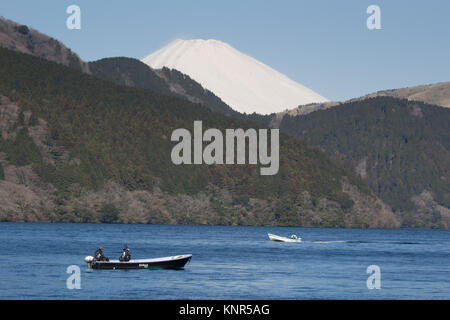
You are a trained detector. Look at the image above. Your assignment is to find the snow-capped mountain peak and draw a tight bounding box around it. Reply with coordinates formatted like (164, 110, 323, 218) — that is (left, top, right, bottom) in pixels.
(142, 39, 328, 114)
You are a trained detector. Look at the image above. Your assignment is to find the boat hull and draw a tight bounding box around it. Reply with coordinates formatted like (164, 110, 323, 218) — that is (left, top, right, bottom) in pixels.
(87, 254, 192, 270)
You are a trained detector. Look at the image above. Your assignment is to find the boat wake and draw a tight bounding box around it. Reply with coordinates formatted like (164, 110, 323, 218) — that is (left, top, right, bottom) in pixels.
(312, 240, 350, 244)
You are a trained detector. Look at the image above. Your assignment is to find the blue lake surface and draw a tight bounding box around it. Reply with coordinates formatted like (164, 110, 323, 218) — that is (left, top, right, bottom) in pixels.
(0, 222, 449, 299)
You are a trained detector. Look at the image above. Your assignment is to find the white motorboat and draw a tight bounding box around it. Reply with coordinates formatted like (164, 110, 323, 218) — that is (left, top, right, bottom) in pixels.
(268, 233, 302, 243)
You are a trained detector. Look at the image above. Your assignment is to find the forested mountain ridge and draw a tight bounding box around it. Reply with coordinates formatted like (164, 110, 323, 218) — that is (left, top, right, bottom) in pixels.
(280, 97, 450, 228)
(155, 67, 241, 117)
(273, 81, 450, 123)
(89, 57, 240, 117)
(0, 47, 397, 227)
(360, 82, 450, 109)
(0, 17, 89, 73)
(88, 57, 174, 96)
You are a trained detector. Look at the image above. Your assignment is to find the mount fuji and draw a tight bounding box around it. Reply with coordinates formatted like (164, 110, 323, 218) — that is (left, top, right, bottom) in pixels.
(142, 39, 328, 114)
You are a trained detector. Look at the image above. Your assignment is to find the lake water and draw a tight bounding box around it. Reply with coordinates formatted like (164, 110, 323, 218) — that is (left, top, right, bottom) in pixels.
(0, 223, 449, 300)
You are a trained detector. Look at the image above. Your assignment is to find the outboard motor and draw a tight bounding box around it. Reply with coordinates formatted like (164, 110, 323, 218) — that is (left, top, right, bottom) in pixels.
(84, 256, 94, 268)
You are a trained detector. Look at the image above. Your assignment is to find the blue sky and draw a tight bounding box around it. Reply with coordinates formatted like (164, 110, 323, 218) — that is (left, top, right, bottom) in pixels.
(1, 0, 449, 101)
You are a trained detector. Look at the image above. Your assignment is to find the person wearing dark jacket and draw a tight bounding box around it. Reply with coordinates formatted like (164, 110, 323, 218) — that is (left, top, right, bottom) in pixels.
(94, 247, 109, 261)
(119, 244, 131, 262)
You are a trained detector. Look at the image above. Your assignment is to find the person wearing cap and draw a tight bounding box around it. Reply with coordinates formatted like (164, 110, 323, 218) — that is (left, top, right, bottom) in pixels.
(94, 247, 109, 261)
(119, 244, 131, 262)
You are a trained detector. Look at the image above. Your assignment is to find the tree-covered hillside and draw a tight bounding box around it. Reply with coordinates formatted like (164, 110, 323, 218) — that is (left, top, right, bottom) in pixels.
(280, 97, 450, 228)
(89, 57, 240, 117)
(88, 57, 174, 96)
(0, 47, 388, 227)
(157, 67, 241, 117)
(0, 17, 89, 73)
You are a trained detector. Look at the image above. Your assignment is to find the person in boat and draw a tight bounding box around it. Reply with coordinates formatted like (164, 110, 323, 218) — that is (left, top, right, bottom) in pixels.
(291, 234, 298, 240)
(94, 247, 109, 262)
(119, 244, 131, 262)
